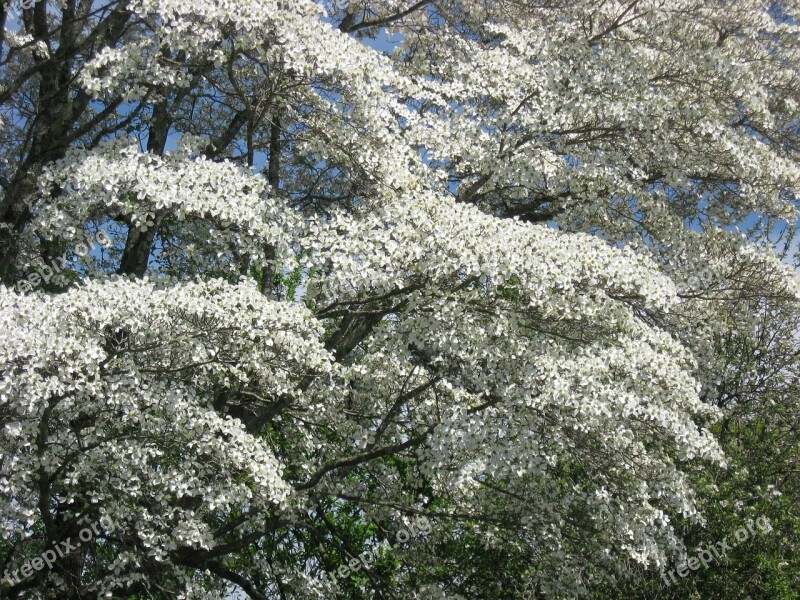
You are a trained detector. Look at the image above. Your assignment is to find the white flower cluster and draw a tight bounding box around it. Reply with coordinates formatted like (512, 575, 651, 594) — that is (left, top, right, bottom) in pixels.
(0, 277, 332, 593)
(31, 139, 295, 274)
(318, 191, 674, 299)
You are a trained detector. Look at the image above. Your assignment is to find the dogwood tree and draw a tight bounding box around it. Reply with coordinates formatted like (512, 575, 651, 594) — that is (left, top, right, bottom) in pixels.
(0, 0, 798, 598)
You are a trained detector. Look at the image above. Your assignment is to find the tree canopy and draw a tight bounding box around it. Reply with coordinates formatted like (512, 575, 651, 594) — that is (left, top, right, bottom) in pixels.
(1, 0, 799, 598)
